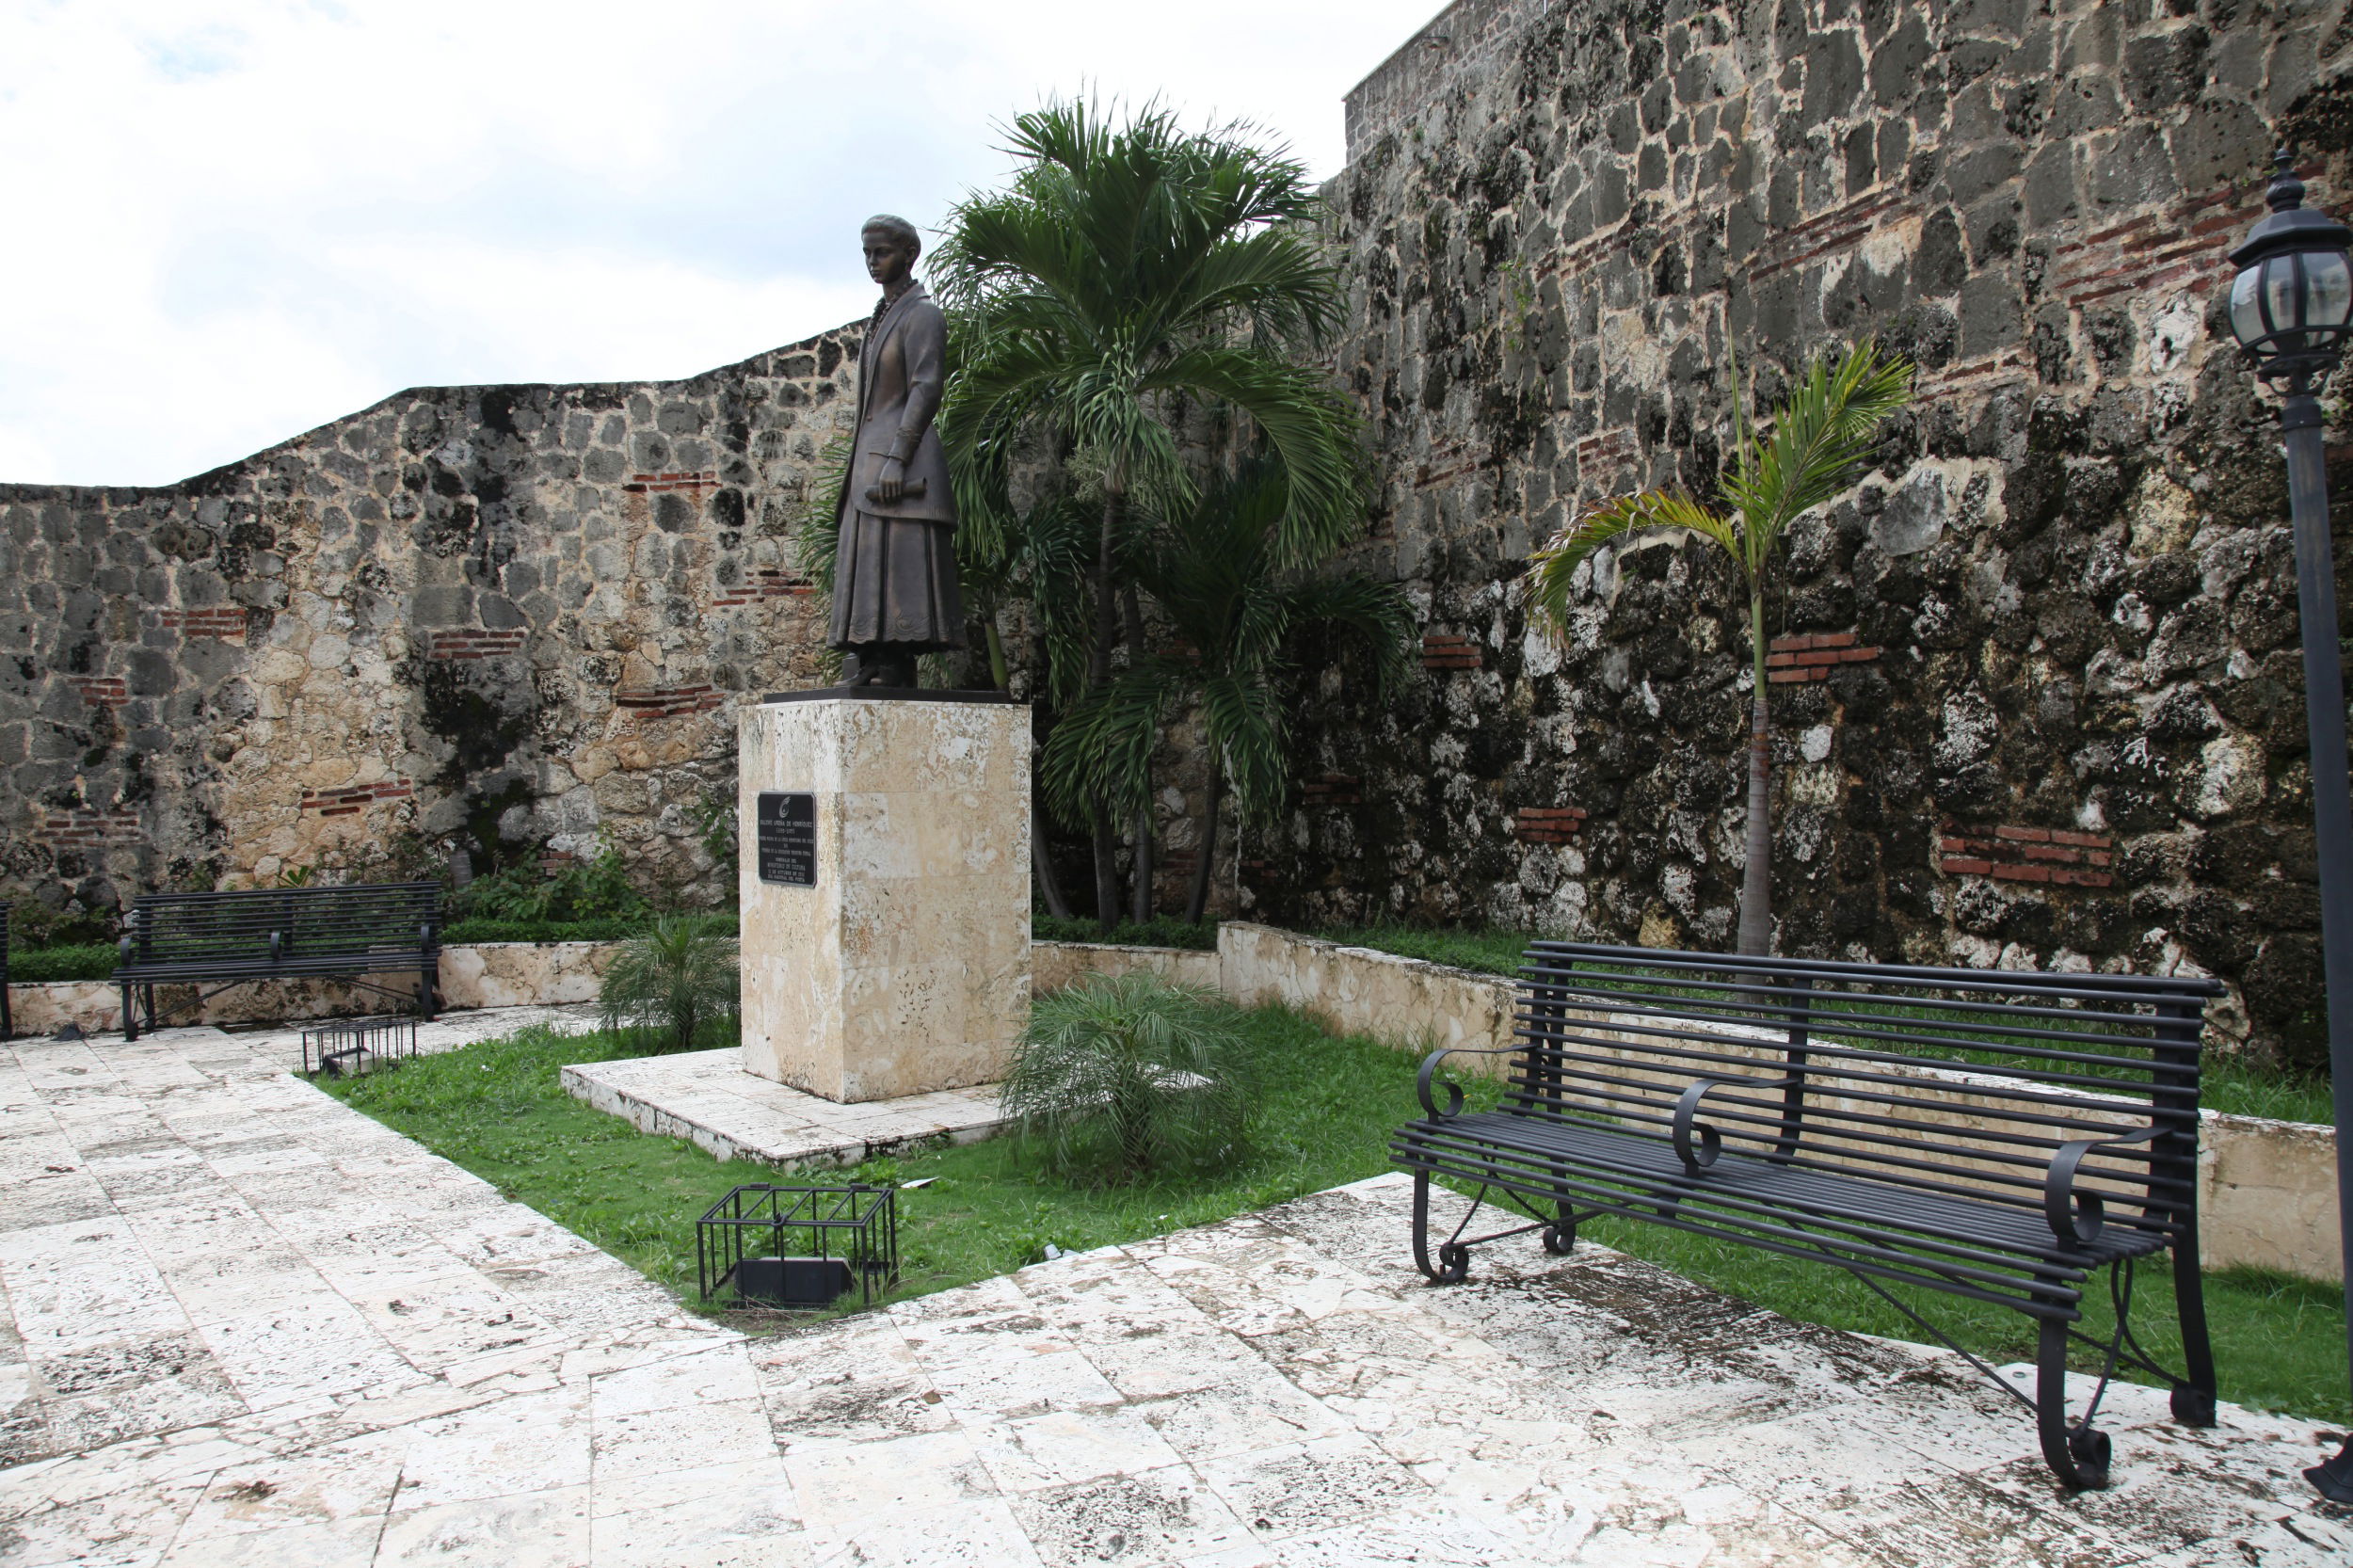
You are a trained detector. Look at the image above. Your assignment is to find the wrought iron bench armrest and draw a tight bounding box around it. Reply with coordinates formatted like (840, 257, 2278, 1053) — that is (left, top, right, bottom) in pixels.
(2043, 1123, 2165, 1248)
(1416, 1045, 1526, 1119)
(1673, 1073, 1805, 1177)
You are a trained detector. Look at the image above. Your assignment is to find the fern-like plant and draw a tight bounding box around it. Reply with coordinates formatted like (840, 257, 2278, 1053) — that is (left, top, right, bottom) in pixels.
(1000, 975, 1257, 1183)
(599, 915, 740, 1053)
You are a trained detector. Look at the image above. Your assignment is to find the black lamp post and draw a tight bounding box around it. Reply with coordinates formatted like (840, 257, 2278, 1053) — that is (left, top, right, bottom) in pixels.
(2224, 149, 2353, 1503)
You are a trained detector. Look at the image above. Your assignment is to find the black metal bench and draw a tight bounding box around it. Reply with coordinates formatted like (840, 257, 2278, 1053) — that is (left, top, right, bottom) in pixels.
(1391, 941, 2221, 1490)
(115, 882, 442, 1041)
(1, 905, 11, 1041)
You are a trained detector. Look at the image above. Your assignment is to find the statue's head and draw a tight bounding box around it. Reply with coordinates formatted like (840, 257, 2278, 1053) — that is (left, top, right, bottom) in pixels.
(861, 215, 920, 287)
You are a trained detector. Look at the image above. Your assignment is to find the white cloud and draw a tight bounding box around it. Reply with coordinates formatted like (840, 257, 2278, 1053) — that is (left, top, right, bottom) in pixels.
(0, 0, 1441, 485)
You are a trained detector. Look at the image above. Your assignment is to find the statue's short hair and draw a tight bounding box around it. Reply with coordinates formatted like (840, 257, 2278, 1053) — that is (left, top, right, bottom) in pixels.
(861, 214, 921, 259)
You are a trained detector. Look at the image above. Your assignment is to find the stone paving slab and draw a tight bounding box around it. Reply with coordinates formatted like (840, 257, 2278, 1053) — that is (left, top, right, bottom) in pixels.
(0, 1015, 2345, 1566)
(559, 1048, 1010, 1170)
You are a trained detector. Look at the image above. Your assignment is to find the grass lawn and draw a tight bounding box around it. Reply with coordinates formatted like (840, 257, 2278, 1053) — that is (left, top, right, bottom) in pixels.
(1314, 923, 2339, 1127)
(320, 1005, 2348, 1424)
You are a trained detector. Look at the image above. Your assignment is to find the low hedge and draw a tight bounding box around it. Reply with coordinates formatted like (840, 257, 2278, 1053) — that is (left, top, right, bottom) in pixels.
(8, 943, 118, 983)
(440, 914, 737, 946)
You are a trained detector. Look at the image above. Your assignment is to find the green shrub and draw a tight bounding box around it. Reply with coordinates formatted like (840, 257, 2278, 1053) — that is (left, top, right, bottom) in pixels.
(456, 838, 649, 927)
(598, 915, 741, 1053)
(1033, 915, 1218, 952)
(1001, 975, 1258, 1183)
(8, 943, 118, 983)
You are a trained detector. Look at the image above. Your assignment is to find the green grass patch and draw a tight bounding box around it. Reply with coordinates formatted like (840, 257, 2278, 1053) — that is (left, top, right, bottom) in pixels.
(1314, 924, 2336, 1126)
(1033, 915, 1219, 951)
(321, 1007, 2347, 1423)
(7, 942, 119, 983)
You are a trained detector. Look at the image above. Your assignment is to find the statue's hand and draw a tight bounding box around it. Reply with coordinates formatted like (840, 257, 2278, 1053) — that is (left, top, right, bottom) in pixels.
(875, 456, 904, 504)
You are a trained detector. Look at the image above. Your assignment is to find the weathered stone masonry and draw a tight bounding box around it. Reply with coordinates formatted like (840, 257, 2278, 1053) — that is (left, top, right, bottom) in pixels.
(0, 327, 861, 925)
(1248, 0, 2353, 1067)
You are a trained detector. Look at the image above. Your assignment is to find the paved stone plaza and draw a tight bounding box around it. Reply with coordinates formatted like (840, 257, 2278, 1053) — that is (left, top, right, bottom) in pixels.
(0, 1013, 2346, 1566)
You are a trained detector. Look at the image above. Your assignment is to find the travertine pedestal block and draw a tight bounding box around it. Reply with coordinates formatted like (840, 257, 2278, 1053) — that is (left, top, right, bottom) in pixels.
(738, 696, 1031, 1102)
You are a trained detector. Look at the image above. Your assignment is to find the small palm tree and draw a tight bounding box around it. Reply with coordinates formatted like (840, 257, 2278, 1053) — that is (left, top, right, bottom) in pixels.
(1000, 975, 1257, 1183)
(1044, 461, 1416, 922)
(599, 915, 740, 1053)
(1526, 342, 1913, 956)
(935, 98, 1364, 929)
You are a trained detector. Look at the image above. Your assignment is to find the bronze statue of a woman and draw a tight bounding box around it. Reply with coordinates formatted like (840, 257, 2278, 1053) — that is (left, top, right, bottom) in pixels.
(827, 215, 962, 689)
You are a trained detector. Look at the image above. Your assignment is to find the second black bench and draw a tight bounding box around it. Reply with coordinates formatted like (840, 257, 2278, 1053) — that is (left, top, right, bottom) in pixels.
(115, 882, 442, 1041)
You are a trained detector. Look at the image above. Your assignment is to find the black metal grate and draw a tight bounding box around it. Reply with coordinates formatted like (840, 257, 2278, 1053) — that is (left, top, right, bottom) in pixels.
(697, 1183, 900, 1309)
(300, 1016, 418, 1078)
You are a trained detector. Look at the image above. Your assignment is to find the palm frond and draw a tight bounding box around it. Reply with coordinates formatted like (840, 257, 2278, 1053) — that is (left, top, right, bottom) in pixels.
(1525, 489, 1734, 636)
(1719, 339, 1914, 574)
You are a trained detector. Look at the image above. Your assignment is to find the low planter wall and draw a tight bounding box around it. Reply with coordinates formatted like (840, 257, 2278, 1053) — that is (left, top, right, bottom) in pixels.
(8, 936, 1193, 1037)
(1212, 921, 2343, 1284)
(1032, 940, 1221, 996)
(7, 939, 625, 1035)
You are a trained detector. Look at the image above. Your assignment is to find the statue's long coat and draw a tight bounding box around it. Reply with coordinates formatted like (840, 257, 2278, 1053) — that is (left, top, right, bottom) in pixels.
(828, 281, 963, 649)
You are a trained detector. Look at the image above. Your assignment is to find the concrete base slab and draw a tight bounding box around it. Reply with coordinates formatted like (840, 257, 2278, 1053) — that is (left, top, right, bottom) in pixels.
(560, 1047, 1010, 1169)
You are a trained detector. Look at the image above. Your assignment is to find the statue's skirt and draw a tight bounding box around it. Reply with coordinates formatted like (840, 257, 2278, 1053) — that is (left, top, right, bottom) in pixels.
(827, 512, 965, 649)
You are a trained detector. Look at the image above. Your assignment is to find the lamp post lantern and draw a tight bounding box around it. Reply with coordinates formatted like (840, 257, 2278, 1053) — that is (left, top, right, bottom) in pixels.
(2224, 149, 2353, 1503)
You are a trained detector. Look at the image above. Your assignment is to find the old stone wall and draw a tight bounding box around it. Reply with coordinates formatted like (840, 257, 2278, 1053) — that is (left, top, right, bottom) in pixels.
(1247, 0, 2353, 1067)
(0, 326, 863, 929)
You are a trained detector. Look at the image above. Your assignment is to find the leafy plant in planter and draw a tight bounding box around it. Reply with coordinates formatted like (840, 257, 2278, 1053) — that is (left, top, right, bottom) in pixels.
(1000, 974, 1257, 1183)
(599, 915, 740, 1053)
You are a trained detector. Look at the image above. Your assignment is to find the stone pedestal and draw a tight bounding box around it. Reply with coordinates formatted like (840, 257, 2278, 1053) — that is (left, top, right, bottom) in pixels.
(738, 696, 1031, 1102)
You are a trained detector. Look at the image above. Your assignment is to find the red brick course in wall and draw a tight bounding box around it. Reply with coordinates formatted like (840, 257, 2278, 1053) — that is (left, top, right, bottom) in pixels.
(622, 471, 719, 493)
(615, 684, 727, 721)
(1513, 806, 1587, 844)
(427, 629, 528, 660)
(38, 808, 141, 846)
(66, 676, 128, 710)
(1938, 824, 2115, 888)
(1765, 631, 1881, 684)
(299, 779, 415, 818)
(159, 607, 249, 639)
(1300, 774, 1363, 807)
(712, 569, 815, 608)
(1421, 633, 1482, 670)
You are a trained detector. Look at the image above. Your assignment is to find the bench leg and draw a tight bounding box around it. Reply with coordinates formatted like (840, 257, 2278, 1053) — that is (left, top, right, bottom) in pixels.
(418, 961, 438, 1022)
(2036, 1318, 2111, 1490)
(2169, 1229, 2218, 1428)
(1410, 1172, 1469, 1285)
(1542, 1200, 1577, 1256)
(121, 981, 137, 1043)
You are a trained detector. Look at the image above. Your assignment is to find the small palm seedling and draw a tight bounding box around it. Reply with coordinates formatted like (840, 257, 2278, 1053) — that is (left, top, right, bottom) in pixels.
(599, 915, 740, 1053)
(1000, 974, 1258, 1183)
(1526, 340, 1913, 956)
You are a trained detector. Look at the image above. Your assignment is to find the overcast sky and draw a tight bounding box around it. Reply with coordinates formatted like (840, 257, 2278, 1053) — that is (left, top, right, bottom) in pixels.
(0, 0, 1442, 488)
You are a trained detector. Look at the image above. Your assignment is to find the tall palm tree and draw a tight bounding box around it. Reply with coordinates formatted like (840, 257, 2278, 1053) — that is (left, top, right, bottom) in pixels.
(1526, 342, 1913, 956)
(1045, 462, 1416, 923)
(934, 99, 1363, 929)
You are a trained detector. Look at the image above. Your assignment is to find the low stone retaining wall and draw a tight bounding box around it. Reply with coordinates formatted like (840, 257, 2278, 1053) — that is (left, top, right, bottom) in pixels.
(1032, 940, 1220, 995)
(8, 936, 1187, 1036)
(1212, 921, 2343, 1284)
(7, 939, 623, 1035)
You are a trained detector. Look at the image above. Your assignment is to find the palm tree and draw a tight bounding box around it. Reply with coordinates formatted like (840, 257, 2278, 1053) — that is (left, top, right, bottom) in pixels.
(1525, 342, 1913, 956)
(1044, 462, 1416, 922)
(934, 99, 1362, 930)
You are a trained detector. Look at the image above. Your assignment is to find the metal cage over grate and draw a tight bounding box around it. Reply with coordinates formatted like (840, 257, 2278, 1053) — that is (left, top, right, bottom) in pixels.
(696, 1183, 900, 1309)
(299, 1016, 418, 1078)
